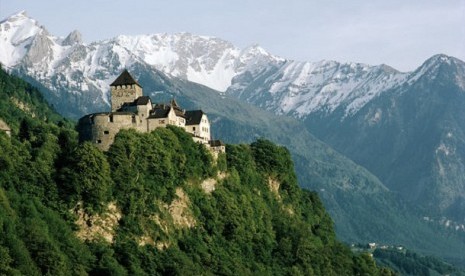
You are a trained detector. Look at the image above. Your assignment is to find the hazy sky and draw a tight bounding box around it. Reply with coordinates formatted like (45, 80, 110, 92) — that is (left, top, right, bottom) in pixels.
(1, 0, 464, 71)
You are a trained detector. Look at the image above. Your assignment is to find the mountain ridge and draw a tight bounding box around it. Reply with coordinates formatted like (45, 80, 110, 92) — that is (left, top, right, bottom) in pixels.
(1, 11, 414, 120)
(304, 54, 465, 228)
(2, 11, 465, 265)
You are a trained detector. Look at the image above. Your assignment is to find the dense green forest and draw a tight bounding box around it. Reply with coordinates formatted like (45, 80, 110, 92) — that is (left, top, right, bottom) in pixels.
(0, 68, 396, 274)
(374, 248, 463, 276)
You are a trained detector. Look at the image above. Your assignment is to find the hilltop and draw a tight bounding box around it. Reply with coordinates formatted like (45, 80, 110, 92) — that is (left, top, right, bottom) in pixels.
(0, 65, 393, 275)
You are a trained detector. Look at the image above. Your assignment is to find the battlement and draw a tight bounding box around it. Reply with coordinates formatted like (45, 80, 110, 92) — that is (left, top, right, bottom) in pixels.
(110, 70, 143, 112)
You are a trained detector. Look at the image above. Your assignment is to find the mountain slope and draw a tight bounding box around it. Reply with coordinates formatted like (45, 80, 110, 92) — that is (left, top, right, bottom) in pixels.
(109, 66, 465, 263)
(0, 12, 283, 116)
(0, 12, 402, 246)
(0, 67, 391, 274)
(227, 60, 407, 118)
(1, 11, 408, 120)
(305, 55, 465, 227)
(2, 12, 465, 265)
(0, 65, 68, 130)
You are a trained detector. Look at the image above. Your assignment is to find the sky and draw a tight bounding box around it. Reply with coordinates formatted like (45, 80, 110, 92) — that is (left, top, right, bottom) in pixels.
(1, 0, 464, 72)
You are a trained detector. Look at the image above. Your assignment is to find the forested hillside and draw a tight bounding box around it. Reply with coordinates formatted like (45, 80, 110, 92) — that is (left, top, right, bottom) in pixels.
(374, 248, 463, 275)
(0, 68, 394, 274)
(133, 67, 465, 265)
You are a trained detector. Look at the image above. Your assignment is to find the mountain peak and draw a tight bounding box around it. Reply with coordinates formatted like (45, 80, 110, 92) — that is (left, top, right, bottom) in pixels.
(407, 54, 465, 85)
(63, 30, 83, 46)
(0, 10, 38, 26)
(0, 10, 44, 36)
(424, 54, 458, 66)
(0, 10, 48, 67)
(420, 54, 465, 71)
(239, 44, 284, 66)
(242, 44, 270, 56)
(377, 64, 400, 74)
(1, 10, 28, 22)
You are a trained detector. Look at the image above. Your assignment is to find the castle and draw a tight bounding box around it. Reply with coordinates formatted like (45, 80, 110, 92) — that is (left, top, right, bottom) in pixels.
(78, 70, 224, 153)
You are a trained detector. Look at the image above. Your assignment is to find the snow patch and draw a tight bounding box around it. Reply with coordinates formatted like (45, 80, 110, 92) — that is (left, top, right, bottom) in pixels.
(436, 143, 451, 156)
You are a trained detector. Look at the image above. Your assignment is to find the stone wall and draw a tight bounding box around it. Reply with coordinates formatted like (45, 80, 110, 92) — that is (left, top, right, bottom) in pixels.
(137, 102, 152, 119)
(111, 84, 143, 112)
(79, 83, 216, 151)
(79, 112, 143, 151)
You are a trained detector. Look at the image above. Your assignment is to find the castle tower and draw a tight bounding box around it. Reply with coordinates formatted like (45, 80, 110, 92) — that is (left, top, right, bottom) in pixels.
(110, 70, 143, 112)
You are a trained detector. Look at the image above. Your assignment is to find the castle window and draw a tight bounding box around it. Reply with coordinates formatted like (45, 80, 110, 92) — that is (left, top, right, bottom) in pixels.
(193, 127, 196, 131)
(109, 115, 114, 123)
(97, 140, 102, 144)
(159, 120, 165, 124)
(104, 130, 109, 135)
(132, 115, 136, 123)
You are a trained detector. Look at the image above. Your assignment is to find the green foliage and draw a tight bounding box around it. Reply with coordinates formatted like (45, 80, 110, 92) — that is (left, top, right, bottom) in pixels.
(0, 119, 391, 274)
(216, 152, 227, 172)
(58, 142, 113, 213)
(107, 127, 213, 217)
(0, 68, 69, 131)
(374, 248, 464, 275)
(0, 189, 94, 275)
(251, 139, 299, 201)
(0, 67, 394, 274)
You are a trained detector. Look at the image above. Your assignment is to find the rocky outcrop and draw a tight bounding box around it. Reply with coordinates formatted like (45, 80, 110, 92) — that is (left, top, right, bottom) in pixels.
(74, 202, 122, 243)
(63, 30, 82, 46)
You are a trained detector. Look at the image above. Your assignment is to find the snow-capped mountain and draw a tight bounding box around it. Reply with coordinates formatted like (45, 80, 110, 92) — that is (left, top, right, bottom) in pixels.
(112, 34, 283, 92)
(4, 11, 465, 264)
(0, 12, 281, 111)
(227, 60, 408, 118)
(1, 11, 409, 119)
(305, 54, 465, 225)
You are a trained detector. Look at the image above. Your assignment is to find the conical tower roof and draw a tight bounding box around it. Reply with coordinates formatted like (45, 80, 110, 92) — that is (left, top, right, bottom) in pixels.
(110, 69, 142, 87)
